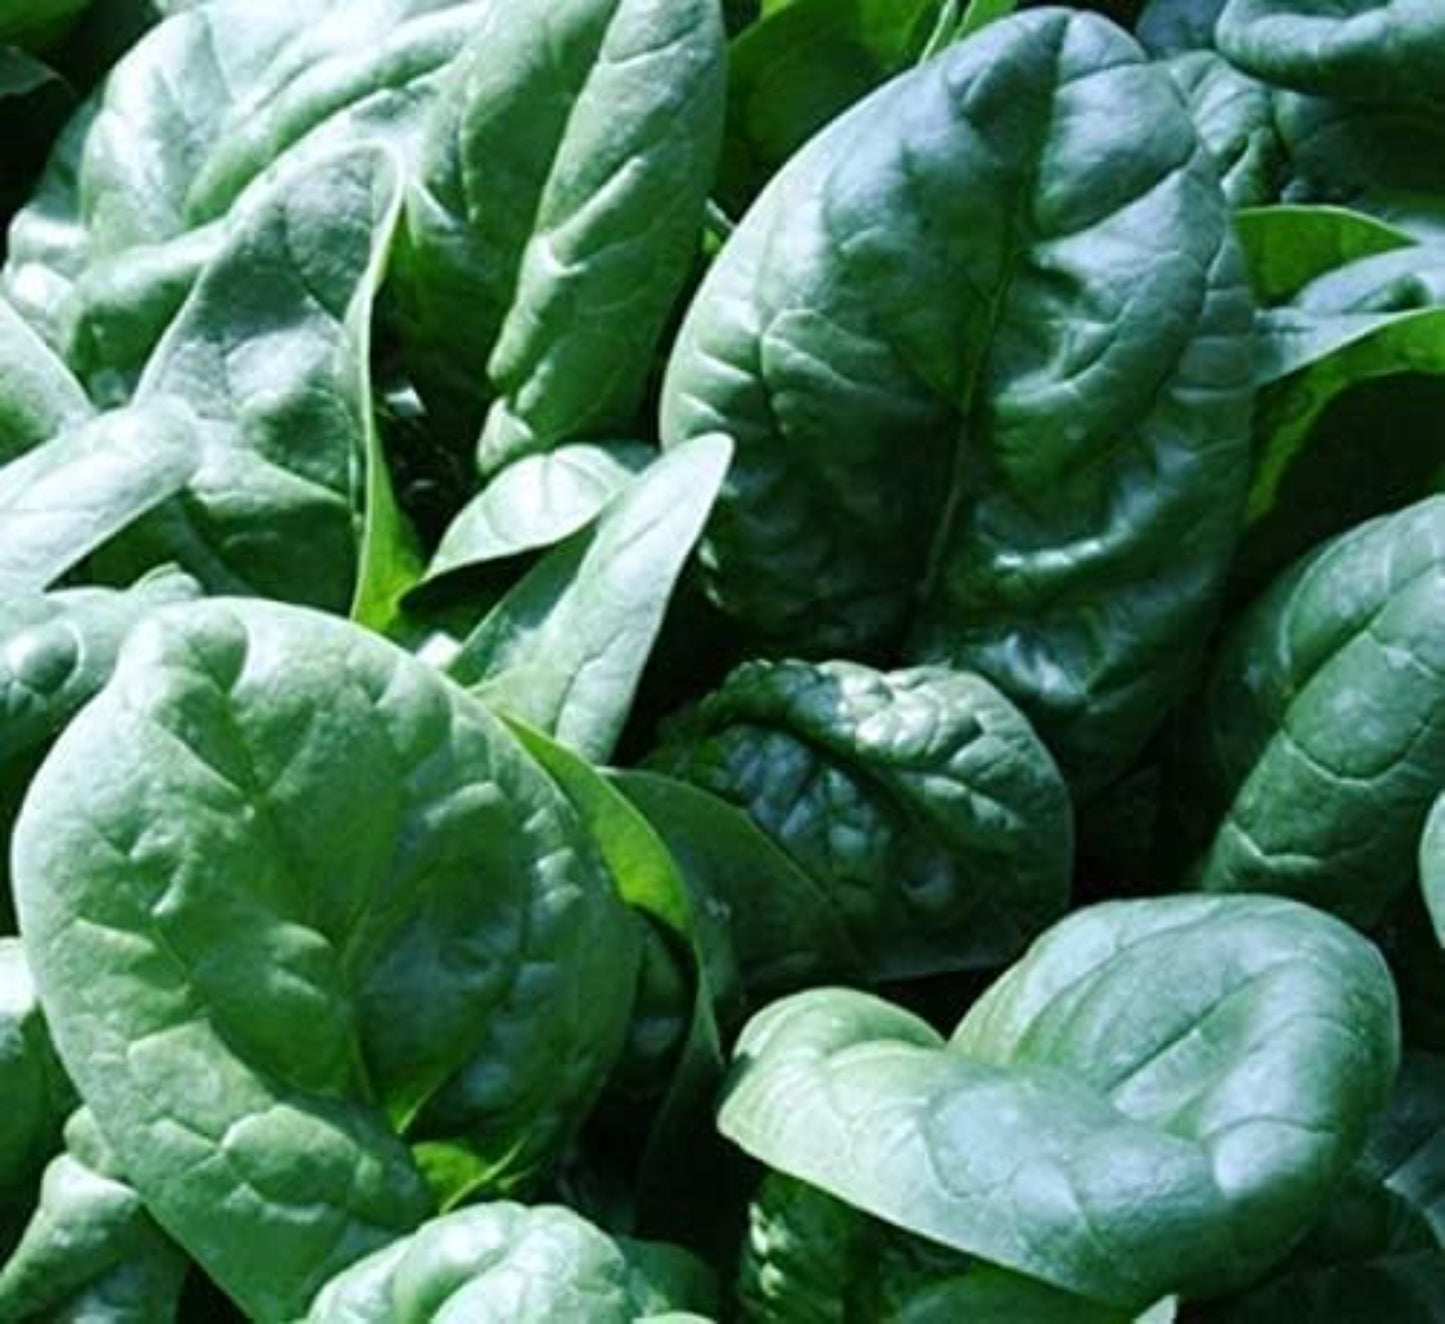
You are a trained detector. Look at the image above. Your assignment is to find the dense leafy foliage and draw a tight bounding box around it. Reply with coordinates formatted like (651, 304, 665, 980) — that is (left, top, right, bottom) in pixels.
(0, 0, 1440, 1319)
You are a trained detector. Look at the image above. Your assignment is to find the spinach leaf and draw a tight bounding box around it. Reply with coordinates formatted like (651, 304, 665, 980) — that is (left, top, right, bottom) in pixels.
(397, 0, 726, 470)
(0, 938, 73, 1231)
(662, 9, 1255, 794)
(0, 568, 199, 922)
(423, 443, 655, 585)
(93, 145, 403, 612)
(1195, 1053, 1445, 1320)
(1233, 240, 1445, 590)
(1177, 497, 1445, 926)
(1163, 51, 1280, 208)
(304, 1202, 717, 1323)
(500, 721, 738, 1251)
(0, 401, 194, 592)
(1235, 205, 1414, 304)
(719, 895, 1399, 1312)
(3, 0, 490, 386)
(717, 0, 938, 212)
(1137, 0, 1226, 54)
(0, 294, 90, 463)
(611, 769, 865, 999)
(450, 435, 731, 764)
(646, 659, 1072, 981)
(12, 598, 642, 1318)
(1423, 795, 1445, 948)
(1209, 1, 1445, 238)
(1216, 1, 1445, 106)
(739, 1171, 1140, 1322)
(0, 569, 197, 768)
(0, 1108, 187, 1323)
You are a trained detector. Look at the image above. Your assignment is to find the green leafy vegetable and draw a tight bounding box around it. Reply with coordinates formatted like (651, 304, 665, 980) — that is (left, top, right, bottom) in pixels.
(1177, 497, 1445, 926)
(424, 443, 654, 585)
(397, 0, 727, 470)
(0, 1109, 187, 1322)
(720, 895, 1399, 1312)
(662, 8, 1255, 794)
(304, 1202, 716, 1322)
(647, 658, 1072, 979)
(94, 145, 406, 612)
(450, 435, 731, 763)
(13, 598, 641, 1318)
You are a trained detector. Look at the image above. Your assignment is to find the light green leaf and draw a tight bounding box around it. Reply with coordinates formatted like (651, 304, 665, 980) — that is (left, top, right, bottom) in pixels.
(304, 1203, 716, 1323)
(450, 435, 731, 764)
(397, 0, 726, 469)
(95, 145, 405, 611)
(0, 294, 91, 464)
(0, 400, 195, 592)
(13, 598, 641, 1318)
(3, 0, 491, 389)
(424, 442, 655, 584)
(0, 1109, 187, 1324)
(1235, 205, 1415, 305)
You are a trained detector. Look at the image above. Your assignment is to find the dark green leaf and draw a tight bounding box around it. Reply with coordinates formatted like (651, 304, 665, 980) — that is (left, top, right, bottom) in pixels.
(647, 659, 1073, 981)
(719, 896, 1398, 1312)
(663, 10, 1255, 795)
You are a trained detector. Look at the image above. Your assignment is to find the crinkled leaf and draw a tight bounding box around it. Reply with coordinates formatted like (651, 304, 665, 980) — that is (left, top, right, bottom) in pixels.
(450, 435, 731, 764)
(1164, 51, 1280, 208)
(1178, 497, 1445, 926)
(0, 566, 198, 765)
(647, 659, 1073, 981)
(1217, 0, 1445, 106)
(662, 9, 1255, 794)
(2, 0, 490, 388)
(304, 1203, 716, 1323)
(1137, 0, 1226, 54)
(720, 895, 1398, 1311)
(0, 566, 198, 923)
(13, 598, 641, 1319)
